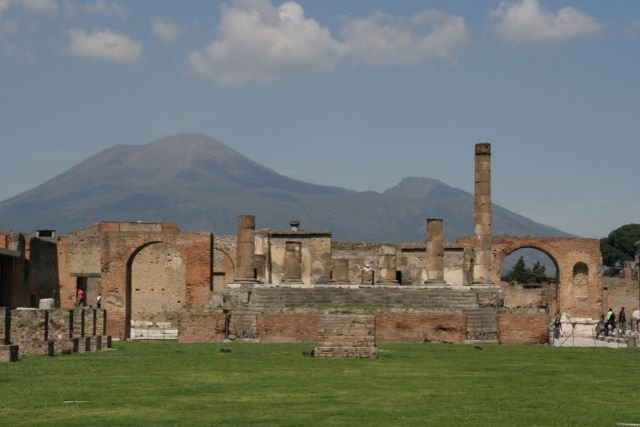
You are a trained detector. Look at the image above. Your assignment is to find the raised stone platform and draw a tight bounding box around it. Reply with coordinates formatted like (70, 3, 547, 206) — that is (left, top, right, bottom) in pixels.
(314, 314, 377, 358)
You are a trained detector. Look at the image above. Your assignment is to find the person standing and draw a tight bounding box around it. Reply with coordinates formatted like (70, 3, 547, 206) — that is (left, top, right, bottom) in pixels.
(552, 315, 562, 340)
(76, 288, 86, 307)
(619, 307, 627, 336)
(96, 293, 102, 309)
(606, 308, 615, 336)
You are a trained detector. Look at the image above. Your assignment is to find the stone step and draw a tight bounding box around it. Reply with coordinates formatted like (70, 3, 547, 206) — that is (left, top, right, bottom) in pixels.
(130, 328, 178, 340)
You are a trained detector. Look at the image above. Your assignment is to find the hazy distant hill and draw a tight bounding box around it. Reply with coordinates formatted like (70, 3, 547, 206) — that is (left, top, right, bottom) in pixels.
(0, 133, 567, 242)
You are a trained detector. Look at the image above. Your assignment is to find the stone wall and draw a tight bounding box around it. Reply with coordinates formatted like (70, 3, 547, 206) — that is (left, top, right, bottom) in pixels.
(0, 232, 58, 308)
(257, 313, 320, 343)
(602, 276, 639, 313)
(57, 224, 102, 309)
(130, 242, 185, 327)
(0, 306, 7, 343)
(500, 283, 549, 310)
(375, 313, 467, 343)
(497, 312, 549, 344)
(3, 307, 108, 358)
(177, 309, 226, 343)
(213, 235, 236, 293)
(57, 221, 214, 339)
(10, 309, 49, 356)
(268, 231, 331, 285)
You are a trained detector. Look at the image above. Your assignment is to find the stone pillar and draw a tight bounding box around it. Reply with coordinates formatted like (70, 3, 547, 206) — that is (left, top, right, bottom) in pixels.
(425, 218, 445, 283)
(331, 259, 349, 283)
(283, 242, 302, 283)
(235, 215, 257, 283)
(377, 245, 398, 284)
(473, 143, 492, 284)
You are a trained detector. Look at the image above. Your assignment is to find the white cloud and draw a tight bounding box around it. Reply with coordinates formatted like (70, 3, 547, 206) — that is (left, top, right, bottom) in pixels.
(340, 10, 468, 65)
(188, 0, 345, 84)
(15, 0, 58, 15)
(65, 28, 142, 62)
(151, 16, 181, 44)
(490, 0, 602, 44)
(83, 0, 127, 19)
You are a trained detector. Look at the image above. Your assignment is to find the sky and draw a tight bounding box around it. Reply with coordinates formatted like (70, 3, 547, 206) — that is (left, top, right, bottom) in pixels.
(0, 0, 638, 238)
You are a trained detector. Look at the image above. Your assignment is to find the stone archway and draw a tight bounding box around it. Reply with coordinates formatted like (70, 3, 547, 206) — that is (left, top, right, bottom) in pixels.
(126, 242, 185, 339)
(496, 246, 559, 313)
(492, 236, 602, 318)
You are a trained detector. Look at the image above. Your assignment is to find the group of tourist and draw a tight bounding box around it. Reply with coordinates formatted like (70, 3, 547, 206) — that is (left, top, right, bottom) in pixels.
(595, 307, 640, 338)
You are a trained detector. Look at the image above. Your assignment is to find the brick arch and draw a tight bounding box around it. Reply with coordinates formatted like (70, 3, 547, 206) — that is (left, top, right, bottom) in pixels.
(97, 222, 212, 339)
(491, 236, 602, 318)
(125, 241, 186, 339)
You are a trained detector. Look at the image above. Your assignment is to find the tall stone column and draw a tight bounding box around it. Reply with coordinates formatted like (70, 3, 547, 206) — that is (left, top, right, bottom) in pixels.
(235, 215, 257, 283)
(473, 143, 492, 284)
(377, 245, 398, 284)
(425, 218, 445, 283)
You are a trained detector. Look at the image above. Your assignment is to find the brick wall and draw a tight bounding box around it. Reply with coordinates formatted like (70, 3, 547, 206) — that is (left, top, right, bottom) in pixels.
(498, 313, 549, 344)
(177, 309, 226, 343)
(257, 313, 320, 343)
(375, 313, 467, 343)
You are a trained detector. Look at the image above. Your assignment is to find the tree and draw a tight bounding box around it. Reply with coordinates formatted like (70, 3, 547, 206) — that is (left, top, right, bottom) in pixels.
(600, 224, 640, 268)
(502, 257, 553, 284)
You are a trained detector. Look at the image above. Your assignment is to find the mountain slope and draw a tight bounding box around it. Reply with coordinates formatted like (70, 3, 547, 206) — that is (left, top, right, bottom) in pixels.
(0, 133, 567, 241)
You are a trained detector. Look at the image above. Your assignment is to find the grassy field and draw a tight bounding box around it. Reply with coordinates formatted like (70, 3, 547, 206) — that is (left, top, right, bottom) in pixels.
(0, 341, 639, 426)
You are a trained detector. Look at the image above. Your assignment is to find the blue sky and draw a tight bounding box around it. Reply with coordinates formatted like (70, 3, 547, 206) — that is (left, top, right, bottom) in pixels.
(1, 0, 638, 238)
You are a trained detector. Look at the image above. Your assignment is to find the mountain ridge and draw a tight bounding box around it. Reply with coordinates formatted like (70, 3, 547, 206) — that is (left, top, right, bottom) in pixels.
(0, 133, 568, 242)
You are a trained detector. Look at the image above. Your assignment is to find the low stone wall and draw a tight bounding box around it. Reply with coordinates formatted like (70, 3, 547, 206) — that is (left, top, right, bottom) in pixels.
(376, 313, 467, 343)
(177, 309, 226, 343)
(2, 307, 109, 358)
(10, 309, 49, 356)
(498, 313, 549, 344)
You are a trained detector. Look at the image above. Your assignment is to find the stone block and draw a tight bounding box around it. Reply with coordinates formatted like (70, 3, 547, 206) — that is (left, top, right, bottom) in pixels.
(0, 344, 19, 362)
(38, 298, 55, 309)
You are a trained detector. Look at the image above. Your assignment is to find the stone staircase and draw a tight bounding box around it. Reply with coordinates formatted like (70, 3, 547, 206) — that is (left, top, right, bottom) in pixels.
(248, 286, 484, 310)
(464, 308, 498, 343)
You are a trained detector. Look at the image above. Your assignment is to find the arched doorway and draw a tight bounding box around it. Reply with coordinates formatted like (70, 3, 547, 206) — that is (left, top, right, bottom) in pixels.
(126, 242, 185, 339)
(498, 247, 559, 314)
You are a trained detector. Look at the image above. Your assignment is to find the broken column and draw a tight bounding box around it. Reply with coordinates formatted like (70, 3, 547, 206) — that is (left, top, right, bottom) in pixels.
(473, 143, 492, 284)
(283, 242, 302, 283)
(425, 218, 445, 283)
(235, 215, 257, 283)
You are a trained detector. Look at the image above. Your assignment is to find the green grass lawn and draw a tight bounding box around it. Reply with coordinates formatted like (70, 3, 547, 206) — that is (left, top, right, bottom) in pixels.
(1, 341, 639, 426)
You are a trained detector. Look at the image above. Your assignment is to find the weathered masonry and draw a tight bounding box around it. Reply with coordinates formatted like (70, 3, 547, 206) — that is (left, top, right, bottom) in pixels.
(0, 143, 609, 351)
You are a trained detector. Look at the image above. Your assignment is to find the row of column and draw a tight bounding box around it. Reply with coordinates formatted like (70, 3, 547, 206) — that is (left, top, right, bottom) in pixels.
(232, 143, 493, 285)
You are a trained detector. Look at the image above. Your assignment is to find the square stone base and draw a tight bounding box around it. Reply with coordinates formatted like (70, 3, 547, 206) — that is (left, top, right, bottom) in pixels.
(0, 344, 19, 362)
(314, 346, 378, 358)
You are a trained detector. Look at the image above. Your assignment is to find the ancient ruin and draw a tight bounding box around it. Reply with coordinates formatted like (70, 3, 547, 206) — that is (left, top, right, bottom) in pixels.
(1, 143, 626, 360)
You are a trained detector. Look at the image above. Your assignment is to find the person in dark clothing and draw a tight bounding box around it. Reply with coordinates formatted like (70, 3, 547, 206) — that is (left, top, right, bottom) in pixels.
(552, 316, 562, 340)
(606, 309, 616, 336)
(619, 307, 627, 336)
